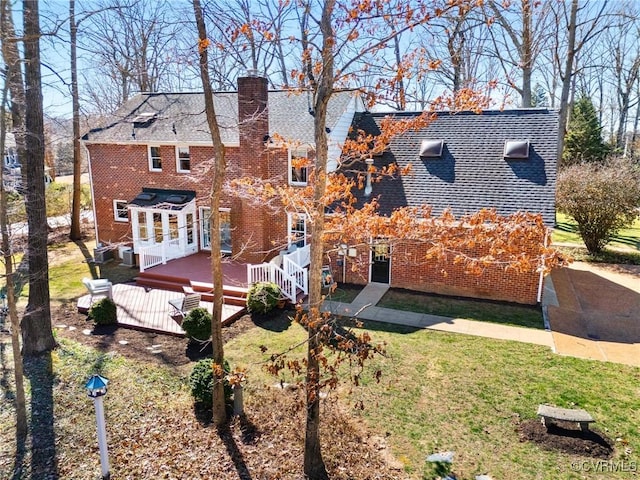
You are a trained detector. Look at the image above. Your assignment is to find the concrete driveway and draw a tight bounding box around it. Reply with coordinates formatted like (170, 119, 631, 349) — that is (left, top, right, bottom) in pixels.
(546, 262, 640, 366)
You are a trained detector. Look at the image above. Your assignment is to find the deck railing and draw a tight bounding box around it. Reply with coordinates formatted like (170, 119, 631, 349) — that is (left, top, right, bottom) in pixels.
(283, 256, 308, 294)
(247, 263, 296, 302)
(247, 244, 310, 302)
(139, 239, 181, 272)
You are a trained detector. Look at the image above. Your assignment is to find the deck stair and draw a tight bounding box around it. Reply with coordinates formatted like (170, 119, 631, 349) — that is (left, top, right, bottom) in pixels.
(136, 272, 248, 308)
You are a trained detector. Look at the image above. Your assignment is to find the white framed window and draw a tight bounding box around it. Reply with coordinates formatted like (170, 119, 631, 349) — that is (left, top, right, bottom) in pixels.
(287, 212, 307, 247)
(199, 207, 232, 253)
(176, 146, 191, 173)
(289, 147, 309, 186)
(113, 199, 128, 222)
(148, 145, 162, 171)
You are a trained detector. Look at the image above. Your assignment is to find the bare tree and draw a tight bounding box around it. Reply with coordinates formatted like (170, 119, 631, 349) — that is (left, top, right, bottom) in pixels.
(81, 0, 188, 113)
(192, 0, 228, 428)
(0, 50, 27, 444)
(553, 0, 611, 159)
(484, 0, 553, 107)
(21, 0, 56, 355)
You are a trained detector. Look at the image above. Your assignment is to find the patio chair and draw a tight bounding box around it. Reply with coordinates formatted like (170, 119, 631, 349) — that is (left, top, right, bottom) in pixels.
(82, 277, 113, 304)
(168, 293, 201, 319)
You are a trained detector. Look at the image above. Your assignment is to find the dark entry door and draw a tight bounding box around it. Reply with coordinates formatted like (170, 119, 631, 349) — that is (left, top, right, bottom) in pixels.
(371, 241, 390, 283)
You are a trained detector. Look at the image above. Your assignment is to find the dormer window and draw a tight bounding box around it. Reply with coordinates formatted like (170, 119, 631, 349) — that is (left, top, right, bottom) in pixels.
(504, 140, 529, 159)
(131, 112, 157, 126)
(419, 139, 444, 158)
(289, 147, 309, 186)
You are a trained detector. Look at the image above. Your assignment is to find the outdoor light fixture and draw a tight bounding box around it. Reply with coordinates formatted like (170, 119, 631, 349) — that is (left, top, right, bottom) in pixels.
(85, 374, 111, 479)
(364, 157, 374, 196)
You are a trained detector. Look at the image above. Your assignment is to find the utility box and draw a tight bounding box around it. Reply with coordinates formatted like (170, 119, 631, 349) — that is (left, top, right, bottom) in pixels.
(93, 247, 113, 264)
(121, 248, 136, 267)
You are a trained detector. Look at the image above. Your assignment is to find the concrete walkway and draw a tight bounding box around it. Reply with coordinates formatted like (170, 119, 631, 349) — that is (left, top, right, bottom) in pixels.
(546, 262, 640, 366)
(323, 283, 555, 348)
(323, 263, 640, 366)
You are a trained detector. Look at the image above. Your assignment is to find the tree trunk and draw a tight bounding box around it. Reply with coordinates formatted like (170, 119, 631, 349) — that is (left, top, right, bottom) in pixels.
(21, 0, 56, 356)
(557, 0, 578, 160)
(521, 0, 533, 108)
(69, 0, 82, 240)
(1, 0, 26, 186)
(0, 47, 28, 443)
(193, 0, 227, 428)
(302, 3, 334, 478)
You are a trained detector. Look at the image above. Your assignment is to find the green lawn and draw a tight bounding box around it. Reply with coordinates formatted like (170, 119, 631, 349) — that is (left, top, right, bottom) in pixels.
(377, 289, 544, 329)
(225, 318, 640, 480)
(553, 212, 640, 251)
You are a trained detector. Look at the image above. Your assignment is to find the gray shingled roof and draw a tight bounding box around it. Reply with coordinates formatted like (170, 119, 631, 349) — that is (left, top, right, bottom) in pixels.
(354, 109, 558, 225)
(83, 90, 354, 145)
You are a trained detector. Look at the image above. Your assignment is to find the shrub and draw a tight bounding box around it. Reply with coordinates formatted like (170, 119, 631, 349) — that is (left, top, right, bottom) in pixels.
(88, 297, 117, 325)
(181, 307, 211, 341)
(557, 157, 640, 254)
(189, 358, 232, 408)
(246, 282, 281, 314)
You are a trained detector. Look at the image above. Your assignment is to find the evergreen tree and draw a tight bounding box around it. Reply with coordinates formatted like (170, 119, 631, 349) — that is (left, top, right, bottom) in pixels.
(531, 83, 548, 108)
(562, 95, 609, 166)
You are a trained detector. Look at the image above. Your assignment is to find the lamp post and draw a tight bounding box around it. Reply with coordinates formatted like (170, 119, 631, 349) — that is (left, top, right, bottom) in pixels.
(85, 374, 110, 480)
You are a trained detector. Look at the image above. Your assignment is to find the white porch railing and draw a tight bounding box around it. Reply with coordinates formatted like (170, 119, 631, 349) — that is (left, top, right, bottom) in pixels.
(283, 255, 308, 294)
(139, 239, 181, 272)
(247, 244, 310, 302)
(247, 263, 297, 302)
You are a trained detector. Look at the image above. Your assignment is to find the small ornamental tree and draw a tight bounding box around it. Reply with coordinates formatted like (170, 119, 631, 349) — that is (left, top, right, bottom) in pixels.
(557, 157, 640, 254)
(562, 95, 609, 166)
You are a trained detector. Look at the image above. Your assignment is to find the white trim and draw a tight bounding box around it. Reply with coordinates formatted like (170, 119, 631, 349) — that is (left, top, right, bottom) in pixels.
(175, 145, 191, 173)
(147, 145, 162, 171)
(369, 238, 391, 284)
(199, 206, 232, 253)
(288, 146, 309, 186)
(287, 212, 308, 247)
(113, 199, 129, 222)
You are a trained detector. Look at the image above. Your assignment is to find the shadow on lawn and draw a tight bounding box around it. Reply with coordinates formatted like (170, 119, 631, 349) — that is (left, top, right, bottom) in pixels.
(192, 405, 258, 480)
(23, 353, 58, 480)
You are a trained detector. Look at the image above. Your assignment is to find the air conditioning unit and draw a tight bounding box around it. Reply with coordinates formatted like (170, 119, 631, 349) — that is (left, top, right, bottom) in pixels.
(121, 248, 136, 267)
(93, 247, 113, 264)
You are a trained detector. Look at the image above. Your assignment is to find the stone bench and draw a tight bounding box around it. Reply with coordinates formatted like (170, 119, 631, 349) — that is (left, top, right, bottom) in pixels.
(537, 404, 595, 431)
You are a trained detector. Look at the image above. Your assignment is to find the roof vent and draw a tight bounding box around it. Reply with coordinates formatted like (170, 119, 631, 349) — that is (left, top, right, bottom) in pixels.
(419, 139, 444, 158)
(504, 140, 529, 159)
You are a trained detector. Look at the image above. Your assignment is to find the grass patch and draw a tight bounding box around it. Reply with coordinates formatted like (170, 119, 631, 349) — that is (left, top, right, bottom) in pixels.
(324, 283, 364, 304)
(553, 212, 640, 252)
(377, 289, 544, 329)
(558, 246, 640, 265)
(2, 237, 138, 306)
(224, 318, 640, 480)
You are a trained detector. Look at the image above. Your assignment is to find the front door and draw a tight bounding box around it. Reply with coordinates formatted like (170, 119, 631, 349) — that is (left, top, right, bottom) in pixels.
(371, 241, 390, 284)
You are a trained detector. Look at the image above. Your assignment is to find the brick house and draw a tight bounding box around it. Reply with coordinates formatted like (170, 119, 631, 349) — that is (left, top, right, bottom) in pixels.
(83, 74, 558, 305)
(325, 109, 558, 305)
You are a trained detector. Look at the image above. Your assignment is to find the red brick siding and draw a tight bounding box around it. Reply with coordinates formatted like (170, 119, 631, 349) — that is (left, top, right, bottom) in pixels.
(325, 238, 542, 305)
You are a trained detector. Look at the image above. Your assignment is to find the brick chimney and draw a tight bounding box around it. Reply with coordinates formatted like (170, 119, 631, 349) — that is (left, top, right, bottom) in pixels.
(235, 72, 271, 263)
(238, 73, 269, 156)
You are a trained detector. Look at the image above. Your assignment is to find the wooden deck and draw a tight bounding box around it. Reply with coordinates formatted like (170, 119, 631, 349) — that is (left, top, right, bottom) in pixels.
(77, 283, 246, 336)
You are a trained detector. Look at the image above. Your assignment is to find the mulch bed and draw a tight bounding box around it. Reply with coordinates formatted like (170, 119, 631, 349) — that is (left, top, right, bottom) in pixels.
(518, 418, 614, 458)
(52, 302, 264, 367)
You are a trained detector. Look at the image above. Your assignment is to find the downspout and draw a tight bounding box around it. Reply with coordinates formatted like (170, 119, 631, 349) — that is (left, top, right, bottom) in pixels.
(536, 228, 549, 304)
(83, 143, 99, 245)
